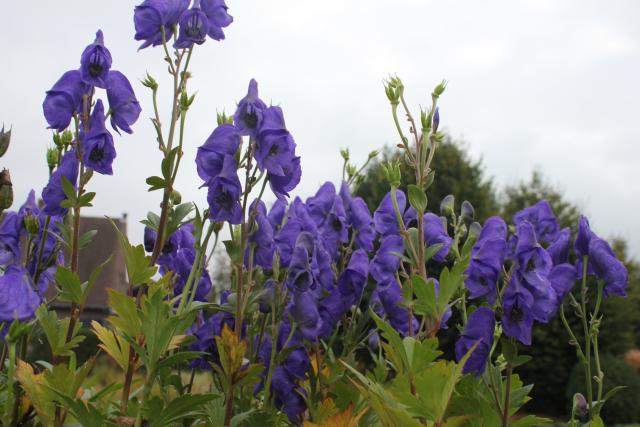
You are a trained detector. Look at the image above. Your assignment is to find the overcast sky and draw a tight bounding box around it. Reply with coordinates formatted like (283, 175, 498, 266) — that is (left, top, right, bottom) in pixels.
(1, 1, 639, 258)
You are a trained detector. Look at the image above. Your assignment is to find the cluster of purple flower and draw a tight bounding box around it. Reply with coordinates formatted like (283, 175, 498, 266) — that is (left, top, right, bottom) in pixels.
(134, 0, 232, 50)
(0, 191, 64, 333)
(43, 31, 140, 176)
(456, 201, 628, 375)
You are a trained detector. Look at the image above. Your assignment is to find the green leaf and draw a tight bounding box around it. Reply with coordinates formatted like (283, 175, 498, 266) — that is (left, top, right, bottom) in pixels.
(55, 267, 83, 304)
(223, 239, 241, 264)
(147, 393, 219, 427)
(438, 256, 469, 314)
(78, 229, 98, 250)
(78, 191, 96, 207)
(413, 276, 438, 319)
(107, 290, 142, 338)
(146, 175, 166, 191)
(156, 351, 207, 370)
(371, 310, 409, 373)
(407, 184, 427, 213)
(60, 175, 77, 205)
(109, 217, 157, 286)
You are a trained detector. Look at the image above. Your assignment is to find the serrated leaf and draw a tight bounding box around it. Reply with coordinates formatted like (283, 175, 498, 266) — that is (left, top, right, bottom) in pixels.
(147, 393, 219, 427)
(78, 229, 98, 250)
(92, 320, 130, 370)
(107, 289, 142, 338)
(55, 266, 83, 304)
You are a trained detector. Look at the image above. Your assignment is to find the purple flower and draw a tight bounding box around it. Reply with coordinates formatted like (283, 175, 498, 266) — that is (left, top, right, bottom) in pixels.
(200, 0, 233, 40)
(465, 217, 507, 304)
(106, 71, 141, 134)
(206, 155, 242, 224)
(134, 0, 190, 49)
(377, 279, 418, 336)
(513, 200, 560, 244)
(340, 182, 376, 252)
(267, 199, 287, 231)
(548, 263, 577, 302)
(196, 124, 241, 185)
(245, 201, 275, 269)
(547, 227, 571, 265)
(455, 307, 495, 376)
(43, 70, 88, 131)
(174, 2, 209, 48)
(268, 156, 301, 201)
(502, 273, 535, 345)
(373, 190, 406, 236)
(306, 182, 348, 258)
(271, 366, 307, 423)
(257, 279, 277, 313)
(589, 237, 627, 297)
(423, 213, 452, 262)
(42, 150, 79, 216)
(285, 237, 315, 293)
(0, 213, 21, 265)
(80, 30, 112, 88)
(0, 265, 41, 323)
(336, 249, 369, 304)
(82, 100, 117, 175)
(234, 79, 267, 137)
(370, 234, 403, 286)
(574, 215, 592, 259)
(275, 198, 318, 267)
(290, 291, 322, 341)
(318, 289, 350, 338)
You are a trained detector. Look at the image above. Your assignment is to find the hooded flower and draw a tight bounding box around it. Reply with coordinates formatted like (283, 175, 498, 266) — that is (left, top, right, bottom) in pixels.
(465, 216, 507, 304)
(377, 279, 419, 336)
(134, 0, 190, 49)
(373, 190, 406, 236)
(547, 227, 571, 265)
(513, 200, 560, 244)
(0, 213, 21, 265)
(271, 366, 307, 423)
(0, 265, 41, 323)
(206, 155, 242, 224)
(336, 249, 369, 305)
(285, 234, 315, 293)
(306, 182, 348, 258)
(200, 0, 233, 40)
(455, 307, 495, 376)
(234, 79, 267, 137)
(80, 30, 112, 88)
(423, 213, 452, 262)
(245, 201, 275, 269)
(268, 156, 301, 201)
(369, 234, 403, 286)
(82, 100, 117, 175)
(42, 150, 79, 217)
(290, 291, 322, 341)
(43, 70, 88, 131)
(589, 237, 628, 297)
(340, 182, 376, 252)
(106, 71, 141, 134)
(174, 1, 209, 48)
(501, 273, 535, 345)
(196, 124, 241, 185)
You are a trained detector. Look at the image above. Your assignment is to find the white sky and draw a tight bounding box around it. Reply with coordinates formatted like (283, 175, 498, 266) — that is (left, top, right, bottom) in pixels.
(1, 1, 639, 258)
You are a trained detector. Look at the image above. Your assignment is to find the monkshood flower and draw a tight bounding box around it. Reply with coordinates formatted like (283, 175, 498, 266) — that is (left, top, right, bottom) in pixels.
(340, 182, 376, 252)
(455, 307, 495, 376)
(43, 70, 89, 131)
(336, 249, 369, 305)
(513, 200, 560, 244)
(465, 216, 507, 304)
(370, 234, 404, 286)
(80, 30, 112, 88)
(245, 200, 275, 269)
(275, 198, 318, 266)
(285, 233, 316, 293)
(175, 1, 209, 48)
(42, 150, 79, 216)
(574, 215, 628, 296)
(423, 213, 452, 262)
(201, 0, 233, 40)
(271, 366, 307, 423)
(0, 265, 41, 324)
(133, 0, 190, 49)
(106, 71, 142, 134)
(27, 219, 65, 293)
(548, 264, 577, 302)
(373, 190, 407, 236)
(290, 291, 322, 341)
(234, 79, 267, 137)
(318, 288, 350, 338)
(502, 273, 535, 345)
(0, 212, 21, 265)
(547, 227, 571, 265)
(196, 124, 241, 185)
(378, 279, 418, 336)
(257, 279, 277, 313)
(267, 199, 286, 232)
(306, 182, 348, 259)
(255, 107, 302, 200)
(81, 100, 117, 175)
(206, 155, 243, 224)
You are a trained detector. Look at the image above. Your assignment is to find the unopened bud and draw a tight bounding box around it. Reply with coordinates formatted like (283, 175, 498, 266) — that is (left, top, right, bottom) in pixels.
(572, 393, 588, 421)
(61, 130, 73, 147)
(213, 221, 224, 233)
(433, 107, 440, 132)
(468, 222, 482, 240)
(0, 169, 13, 211)
(170, 190, 182, 205)
(0, 124, 11, 157)
(141, 73, 158, 90)
(340, 148, 350, 161)
(461, 200, 475, 224)
(432, 79, 447, 98)
(47, 148, 59, 173)
(24, 214, 40, 235)
(217, 111, 233, 126)
(368, 150, 379, 159)
(382, 161, 401, 188)
(440, 194, 455, 216)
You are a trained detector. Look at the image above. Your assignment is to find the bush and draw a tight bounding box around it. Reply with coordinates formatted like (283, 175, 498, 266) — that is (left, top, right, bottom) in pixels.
(566, 354, 640, 424)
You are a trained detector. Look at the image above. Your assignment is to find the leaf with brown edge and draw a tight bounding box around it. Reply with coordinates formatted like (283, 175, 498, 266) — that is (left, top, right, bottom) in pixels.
(304, 403, 368, 427)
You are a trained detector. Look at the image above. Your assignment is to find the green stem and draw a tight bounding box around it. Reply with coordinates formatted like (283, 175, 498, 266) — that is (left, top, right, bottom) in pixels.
(2, 342, 16, 427)
(579, 255, 593, 418)
(592, 281, 604, 405)
(502, 363, 513, 427)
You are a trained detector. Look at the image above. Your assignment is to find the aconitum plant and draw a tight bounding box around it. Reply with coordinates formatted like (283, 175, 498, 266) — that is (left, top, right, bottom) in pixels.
(0, 2, 629, 427)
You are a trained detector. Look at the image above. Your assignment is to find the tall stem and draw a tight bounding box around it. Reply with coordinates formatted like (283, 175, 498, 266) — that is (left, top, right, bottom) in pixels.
(502, 363, 513, 427)
(579, 255, 593, 417)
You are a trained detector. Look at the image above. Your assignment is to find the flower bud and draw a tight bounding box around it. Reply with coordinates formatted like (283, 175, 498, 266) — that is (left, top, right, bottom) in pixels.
(433, 107, 440, 132)
(461, 200, 475, 224)
(170, 190, 182, 205)
(340, 148, 350, 161)
(47, 148, 60, 173)
(0, 124, 11, 157)
(0, 169, 13, 211)
(420, 108, 431, 132)
(217, 111, 233, 126)
(61, 130, 73, 147)
(572, 393, 588, 421)
(440, 194, 455, 216)
(368, 150, 379, 159)
(141, 72, 158, 90)
(368, 331, 380, 351)
(213, 221, 224, 233)
(432, 79, 447, 98)
(382, 161, 401, 189)
(384, 76, 404, 105)
(24, 214, 40, 235)
(468, 221, 482, 240)
(257, 280, 277, 314)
